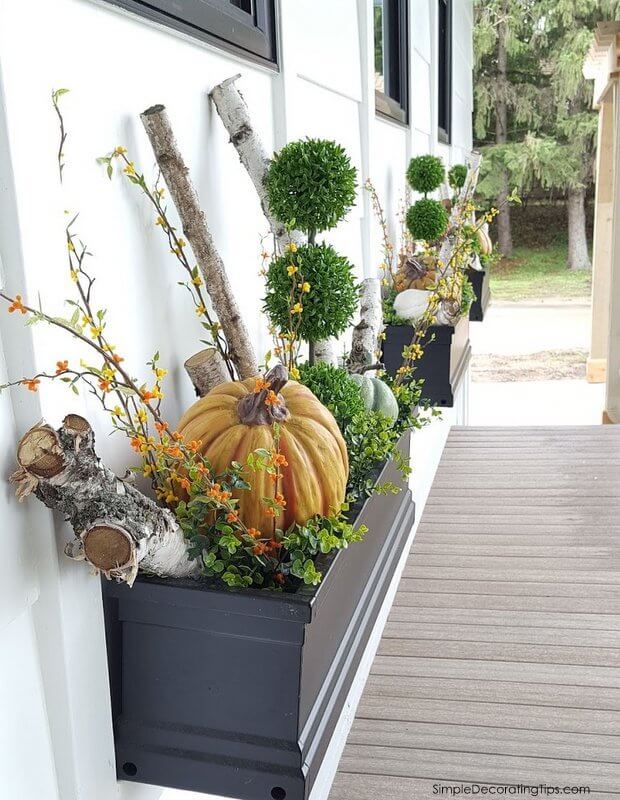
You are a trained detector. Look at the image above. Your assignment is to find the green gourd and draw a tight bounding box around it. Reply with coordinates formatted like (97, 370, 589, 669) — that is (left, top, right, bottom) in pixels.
(349, 373, 399, 425)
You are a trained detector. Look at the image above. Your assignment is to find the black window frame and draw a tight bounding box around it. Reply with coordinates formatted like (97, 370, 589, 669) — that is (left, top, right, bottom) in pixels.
(374, 0, 409, 125)
(103, 0, 278, 68)
(437, 0, 452, 143)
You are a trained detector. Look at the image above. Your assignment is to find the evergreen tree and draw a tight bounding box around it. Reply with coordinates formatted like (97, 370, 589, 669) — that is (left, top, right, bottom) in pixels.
(474, 0, 620, 270)
(474, 0, 541, 257)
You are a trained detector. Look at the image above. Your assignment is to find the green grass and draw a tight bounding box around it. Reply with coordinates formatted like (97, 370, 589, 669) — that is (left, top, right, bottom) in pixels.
(489, 241, 592, 301)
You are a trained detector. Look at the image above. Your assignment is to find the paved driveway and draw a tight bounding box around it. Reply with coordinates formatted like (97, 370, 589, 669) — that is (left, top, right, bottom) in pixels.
(469, 298, 605, 426)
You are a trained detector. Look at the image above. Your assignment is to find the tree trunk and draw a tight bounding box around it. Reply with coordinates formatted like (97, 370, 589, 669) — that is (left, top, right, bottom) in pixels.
(567, 187, 591, 270)
(495, 2, 513, 258)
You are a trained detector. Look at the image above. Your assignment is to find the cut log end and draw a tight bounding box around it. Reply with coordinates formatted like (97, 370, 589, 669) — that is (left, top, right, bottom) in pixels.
(209, 74, 242, 96)
(63, 414, 92, 435)
(82, 525, 134, 572)
(142, 103, 165, 117)
(17, 426, 65, 478)
(185, 347, 229, 396)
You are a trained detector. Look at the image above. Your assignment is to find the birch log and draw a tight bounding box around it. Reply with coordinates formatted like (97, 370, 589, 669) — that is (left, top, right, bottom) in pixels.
(348, 278, 383, 373)
(141, 104, 258, 380)
(209, 75, 304, 252)
(185, 347, 229, 396)
(313, 339, 337, 366)
(11, 415, 198, 585)
(437, 152, 482, 277)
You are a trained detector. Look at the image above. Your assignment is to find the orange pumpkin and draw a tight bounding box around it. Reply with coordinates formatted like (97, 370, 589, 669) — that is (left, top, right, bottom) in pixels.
(176, 365, 348, 532)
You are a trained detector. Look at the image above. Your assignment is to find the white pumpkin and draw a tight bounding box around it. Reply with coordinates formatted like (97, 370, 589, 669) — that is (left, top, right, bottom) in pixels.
(469, 252, 483, 272)
(393, 288, 432, 324)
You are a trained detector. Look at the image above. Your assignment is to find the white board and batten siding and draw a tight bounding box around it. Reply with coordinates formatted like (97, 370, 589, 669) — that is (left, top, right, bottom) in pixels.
(0, 2, 473, 799)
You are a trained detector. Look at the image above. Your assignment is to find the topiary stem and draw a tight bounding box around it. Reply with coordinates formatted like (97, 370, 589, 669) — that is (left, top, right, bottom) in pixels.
(308, 340, 316, 366)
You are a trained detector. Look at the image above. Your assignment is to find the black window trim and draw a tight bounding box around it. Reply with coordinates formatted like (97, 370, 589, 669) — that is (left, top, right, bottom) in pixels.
(375, 0, 409, 126)
(437, 0, 452, 144)
(102, 0, 278, 69)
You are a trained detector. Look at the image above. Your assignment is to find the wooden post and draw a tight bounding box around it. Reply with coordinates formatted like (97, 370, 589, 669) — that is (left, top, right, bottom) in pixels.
(588, 97, 615, 384)
(605, 81, 620, 423)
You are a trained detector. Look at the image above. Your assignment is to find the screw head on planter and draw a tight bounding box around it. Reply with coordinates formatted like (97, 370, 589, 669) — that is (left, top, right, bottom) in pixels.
(406, 155, 445, 195)
(406, 198, 448, 242)
(263, 242, 359, 342)
(448, 163, 467, 191)
(266, 138, 357, 235)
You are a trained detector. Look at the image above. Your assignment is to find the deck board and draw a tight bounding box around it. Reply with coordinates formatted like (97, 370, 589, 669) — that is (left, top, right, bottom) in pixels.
(330, 425, 620, 798)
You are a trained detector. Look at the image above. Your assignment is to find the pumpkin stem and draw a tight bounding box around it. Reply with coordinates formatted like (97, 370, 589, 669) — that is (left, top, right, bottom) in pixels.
(359, 362, 384, 374)
(237, 364, 291, 426)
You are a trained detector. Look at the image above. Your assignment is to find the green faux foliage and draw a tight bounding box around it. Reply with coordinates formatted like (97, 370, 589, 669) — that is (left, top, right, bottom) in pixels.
(448, 163, 467, 190)
(406, 155, 445, 195)
(344, 411, 403, 501)
(382, 286, 409, 326)
(406, 198, 449, 242)
(460, 276, 476, 316)
(283, 515, 366, 587)
(297, 362, 417, 501)
(266, 138, 358, 235)
(297, 362, 366, 428)
(263, 242, 359, 342)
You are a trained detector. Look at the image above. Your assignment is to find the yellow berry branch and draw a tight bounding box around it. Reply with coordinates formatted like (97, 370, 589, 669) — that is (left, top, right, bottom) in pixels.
(97, 147, 235, 380)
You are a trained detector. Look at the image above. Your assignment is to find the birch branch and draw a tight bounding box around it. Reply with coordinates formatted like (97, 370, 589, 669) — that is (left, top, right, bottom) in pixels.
(437, 152, 482, 277)
(209, 75, 304, 252)
(11, 415, 198, 585)
(141, 104, 259, 380)
(313, 339, 337, 366)
(348, 278, 383, 373)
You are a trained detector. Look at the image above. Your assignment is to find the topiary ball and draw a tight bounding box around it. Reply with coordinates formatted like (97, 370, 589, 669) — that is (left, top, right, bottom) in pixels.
(406, 198, 449, 242)
(266, 138, 357, 235)
(448, 164, 467, 190)
(297, 362, 366, 431)
(263, 242, 359, 342)
(406, 155, 445, 195)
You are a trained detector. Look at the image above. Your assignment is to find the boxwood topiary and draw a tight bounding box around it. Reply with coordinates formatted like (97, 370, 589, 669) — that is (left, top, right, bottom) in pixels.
(406, 155, 445, 195)
(263, 242, 359, 342)
(448, 163, 467, 190)
(297, 362, 366, 430)
(266, 138, 357, 236)
(406, 198, 449, 242)
(298, 362, 405, 501)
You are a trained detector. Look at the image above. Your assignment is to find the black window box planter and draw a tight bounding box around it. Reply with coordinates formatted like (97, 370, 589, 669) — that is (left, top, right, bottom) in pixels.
(382, 316, 471, 407)
(467, 267, 490, 322)
(102, 432, 414, 800)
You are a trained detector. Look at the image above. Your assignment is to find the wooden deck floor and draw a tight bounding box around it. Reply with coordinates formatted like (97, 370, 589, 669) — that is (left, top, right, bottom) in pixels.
(329, 426, 620, 799)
